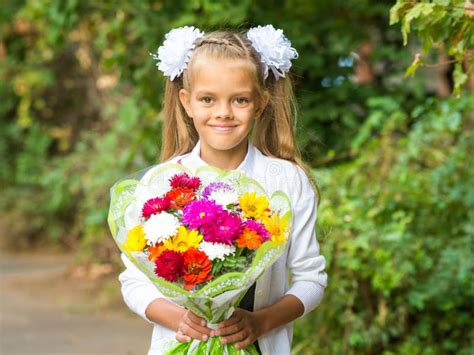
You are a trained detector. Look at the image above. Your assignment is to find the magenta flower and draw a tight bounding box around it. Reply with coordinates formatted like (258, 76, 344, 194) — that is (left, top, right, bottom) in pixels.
(202, 210, 243, 245)
(243, 219, 270, 242)
(182, 199, 223, 230)
(169, 172, 201, 191)
(142, 195, 171, 219)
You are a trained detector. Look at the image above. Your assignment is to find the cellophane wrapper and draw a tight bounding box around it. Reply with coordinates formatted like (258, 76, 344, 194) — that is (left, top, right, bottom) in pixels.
(108, 163, 292, 354)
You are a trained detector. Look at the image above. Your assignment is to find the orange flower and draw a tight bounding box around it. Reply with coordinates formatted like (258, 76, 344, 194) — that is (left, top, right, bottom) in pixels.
(183, 248, 213, 290)
(236, 227, 263, 250)
(147, 243, 166, 261)
(166, 188, 196, 209)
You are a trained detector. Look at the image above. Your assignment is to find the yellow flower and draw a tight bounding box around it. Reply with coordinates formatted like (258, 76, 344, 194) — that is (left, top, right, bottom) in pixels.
(124, 225, 147, 251)
(164, 226, 203, 253)
(239, 192, 269, 220)
(263, 214, 289, 245)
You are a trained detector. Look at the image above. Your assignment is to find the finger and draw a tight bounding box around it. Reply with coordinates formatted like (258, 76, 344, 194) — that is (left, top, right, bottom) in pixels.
(220, 329, 248, 345)
(183, 314, 211, 337)
(181, 323, 209, 341)
(175, 330, 191, 343)
(214, 322, 243, 337)
(187, 311, 207, 327)
(234, 338, 254, 350)
(218, 313, 242, 329)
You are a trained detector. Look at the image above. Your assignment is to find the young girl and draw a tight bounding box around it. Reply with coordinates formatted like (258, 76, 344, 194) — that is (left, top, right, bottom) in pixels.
(118, 25, 327, 355)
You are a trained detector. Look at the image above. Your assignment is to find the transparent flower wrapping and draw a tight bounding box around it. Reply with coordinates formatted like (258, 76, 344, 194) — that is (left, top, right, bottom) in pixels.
(108, 163, 292, 354)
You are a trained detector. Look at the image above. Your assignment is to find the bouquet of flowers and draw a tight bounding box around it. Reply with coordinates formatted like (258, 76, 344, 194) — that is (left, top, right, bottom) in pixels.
(108, 163, 292, 354)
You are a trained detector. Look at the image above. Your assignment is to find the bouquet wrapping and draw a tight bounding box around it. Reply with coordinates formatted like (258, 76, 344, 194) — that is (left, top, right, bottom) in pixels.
(108, 163, 292, 354)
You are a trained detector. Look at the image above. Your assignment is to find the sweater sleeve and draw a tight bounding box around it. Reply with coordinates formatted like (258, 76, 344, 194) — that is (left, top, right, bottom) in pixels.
(118, 253, 164, 323)
(285, 169, 328, 316)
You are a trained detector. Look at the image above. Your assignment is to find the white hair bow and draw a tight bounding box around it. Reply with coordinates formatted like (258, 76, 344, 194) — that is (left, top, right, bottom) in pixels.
(246, 24, 298, 79)
(150, 25, 298, 81)
(150, 26, 204, 81)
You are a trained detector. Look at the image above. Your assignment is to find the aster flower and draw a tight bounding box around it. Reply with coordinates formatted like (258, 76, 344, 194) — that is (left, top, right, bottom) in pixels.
(124, 225, 147, 252)
(164, 226, 203, 253)
(154, 250, 184, 282)
(142, 195, 171, 219)
(182, 199, 223, 230)
(143, 212, 180, 245)
(243, 219, 270, 241)
(183, 248, 213, 290)
(199, 241, 236, 261)
(202, 182, 233, 199)
(169, 172, 201, 191)
(239, 192, 270, 220)
(166, 187, 196, 210)
(202, 210, 242, 245)
(209, 190, 239, 209)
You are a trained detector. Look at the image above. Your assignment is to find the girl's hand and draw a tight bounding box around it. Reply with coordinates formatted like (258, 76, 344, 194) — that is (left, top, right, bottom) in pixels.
(176, 310, 211, 343)
(211, 308, 262, 350)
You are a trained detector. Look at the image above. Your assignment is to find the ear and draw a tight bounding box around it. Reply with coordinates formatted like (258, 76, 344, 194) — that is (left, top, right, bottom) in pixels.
(178, 89, 193, 118)
(255, 91, 270, 119)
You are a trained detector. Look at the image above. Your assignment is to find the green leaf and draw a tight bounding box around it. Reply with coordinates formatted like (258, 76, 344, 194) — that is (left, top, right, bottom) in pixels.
(453, 63, 468, 95)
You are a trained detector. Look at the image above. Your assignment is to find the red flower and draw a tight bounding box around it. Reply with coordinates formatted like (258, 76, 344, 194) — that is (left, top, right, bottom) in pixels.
(169, 173, 201, 191)
(142, 195, 171, 219)
(154, 250, 184, 282)
(166, 188, 196, 210)
(183, 248, 213, 290)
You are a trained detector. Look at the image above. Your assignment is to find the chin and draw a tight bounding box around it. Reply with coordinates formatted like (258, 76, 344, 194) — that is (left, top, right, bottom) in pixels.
(205, 136, 247, 150)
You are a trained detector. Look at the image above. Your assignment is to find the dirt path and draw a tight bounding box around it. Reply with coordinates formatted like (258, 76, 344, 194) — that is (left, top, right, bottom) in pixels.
(0, 251, 151, 355)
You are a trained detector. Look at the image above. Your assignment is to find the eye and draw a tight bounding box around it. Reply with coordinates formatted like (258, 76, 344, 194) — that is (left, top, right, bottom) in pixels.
(200, 96, 213, 104)
(234, 97, 250, 105)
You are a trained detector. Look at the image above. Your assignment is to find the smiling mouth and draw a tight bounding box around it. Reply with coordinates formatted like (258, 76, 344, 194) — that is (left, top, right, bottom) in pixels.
(209, 125, 238, 132)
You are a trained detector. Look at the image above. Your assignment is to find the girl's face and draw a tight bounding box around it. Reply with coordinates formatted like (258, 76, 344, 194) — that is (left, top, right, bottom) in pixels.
(179, 57, 267, 167)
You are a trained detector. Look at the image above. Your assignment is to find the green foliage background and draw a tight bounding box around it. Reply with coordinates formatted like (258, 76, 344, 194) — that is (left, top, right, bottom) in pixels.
(1, 0, 473, 353)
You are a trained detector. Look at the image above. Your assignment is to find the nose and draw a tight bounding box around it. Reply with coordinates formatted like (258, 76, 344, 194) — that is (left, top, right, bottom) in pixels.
(214, 101, 233, 119)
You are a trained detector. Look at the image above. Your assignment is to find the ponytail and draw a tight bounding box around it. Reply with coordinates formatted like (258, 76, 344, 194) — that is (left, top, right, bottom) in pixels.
(160, 78, 199, 162)
(253, 75, 321, 204)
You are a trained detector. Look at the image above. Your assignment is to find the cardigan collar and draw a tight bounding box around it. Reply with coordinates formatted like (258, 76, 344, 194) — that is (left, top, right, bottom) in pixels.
(186, 139, 256, 174)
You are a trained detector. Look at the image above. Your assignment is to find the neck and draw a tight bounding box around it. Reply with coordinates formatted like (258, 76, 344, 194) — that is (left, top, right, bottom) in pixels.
(199, 141, 249, 171)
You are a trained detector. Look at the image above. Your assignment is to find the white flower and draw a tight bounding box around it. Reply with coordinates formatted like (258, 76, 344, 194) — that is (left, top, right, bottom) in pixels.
(246, 25, 298, 80)
(143, 212, 180, 245)
(150, 26, 205, 81)
(209, 190, 239, 208)
(199, 241, 236, 261)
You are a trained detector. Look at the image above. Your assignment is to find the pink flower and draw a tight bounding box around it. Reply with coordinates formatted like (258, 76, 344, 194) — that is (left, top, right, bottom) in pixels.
(169, 173, 201, 191)
(142, 195, 171, 219)
(202, 210, 243, 245)
(182, 199, 223, 230)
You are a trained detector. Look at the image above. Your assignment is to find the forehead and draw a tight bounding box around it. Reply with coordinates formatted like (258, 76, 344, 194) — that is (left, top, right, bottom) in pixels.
(189, 57, 257, 93)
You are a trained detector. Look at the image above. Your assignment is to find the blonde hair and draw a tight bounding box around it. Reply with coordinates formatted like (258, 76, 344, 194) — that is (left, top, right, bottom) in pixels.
(159, 30, 320, 202)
